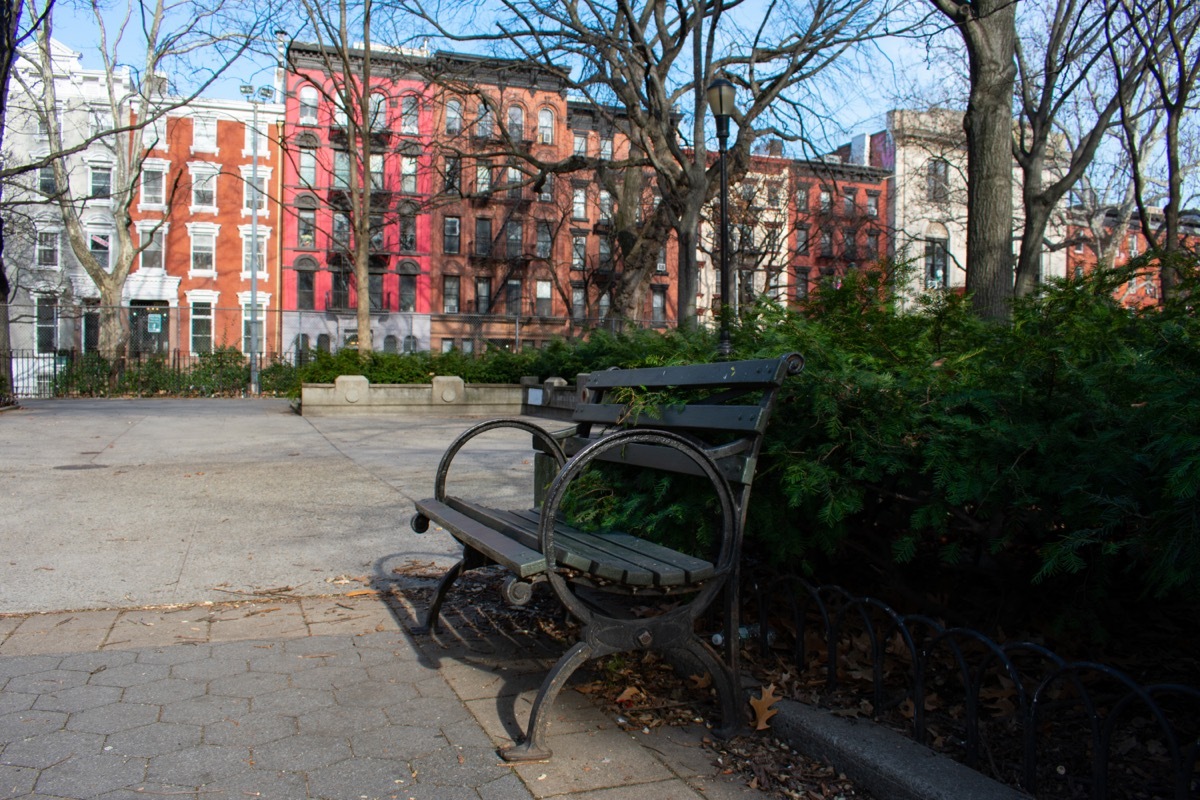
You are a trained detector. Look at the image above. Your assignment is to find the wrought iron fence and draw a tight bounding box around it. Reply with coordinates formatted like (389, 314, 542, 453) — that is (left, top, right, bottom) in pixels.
(737, 575, 1200, 799)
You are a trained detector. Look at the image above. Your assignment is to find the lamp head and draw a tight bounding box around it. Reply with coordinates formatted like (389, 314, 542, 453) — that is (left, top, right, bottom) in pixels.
(706, 77, 736, 119)
(239, 84, 254, 97)
(258, 86, 274, 100)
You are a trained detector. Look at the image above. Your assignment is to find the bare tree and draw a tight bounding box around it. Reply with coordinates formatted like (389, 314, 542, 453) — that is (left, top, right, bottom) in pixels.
(925, 0, 1018, 321)
(397, 0, 893, 327)
(1110, 0, 1199, 298)
(15, 0, 261, 363)
(1011, 0, 1151, 297)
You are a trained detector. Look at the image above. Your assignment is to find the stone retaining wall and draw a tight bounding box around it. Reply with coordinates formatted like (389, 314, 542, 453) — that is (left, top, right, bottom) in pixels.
(300, 375, 523, 416)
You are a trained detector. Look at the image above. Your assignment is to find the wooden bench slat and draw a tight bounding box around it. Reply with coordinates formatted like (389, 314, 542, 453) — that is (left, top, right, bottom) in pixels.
(415, 499, 547, 578)
(507, 509, 716, 586)
(572, 403, 769, 433)
(437, 498, 715, 587)
(582, 358, 791, 390)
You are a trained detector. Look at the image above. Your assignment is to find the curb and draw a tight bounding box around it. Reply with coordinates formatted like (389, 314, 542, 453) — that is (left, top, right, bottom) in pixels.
(771, 700, 1029, 800)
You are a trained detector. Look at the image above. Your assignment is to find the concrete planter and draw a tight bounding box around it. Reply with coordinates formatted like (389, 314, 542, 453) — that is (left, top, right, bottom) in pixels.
(301, 375, 524, 416)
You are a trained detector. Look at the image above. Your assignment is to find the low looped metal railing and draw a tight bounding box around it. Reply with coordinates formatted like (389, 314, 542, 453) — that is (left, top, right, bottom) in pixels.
(740, 574, 1200, 799)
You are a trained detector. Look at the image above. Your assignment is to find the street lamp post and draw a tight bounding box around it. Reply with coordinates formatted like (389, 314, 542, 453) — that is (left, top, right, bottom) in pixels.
(240, 84, 273, 394)
(706, 77, 736, 358)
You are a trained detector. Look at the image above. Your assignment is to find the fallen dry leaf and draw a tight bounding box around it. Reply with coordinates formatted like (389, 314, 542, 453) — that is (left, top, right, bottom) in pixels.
(750, 684, 781, 730)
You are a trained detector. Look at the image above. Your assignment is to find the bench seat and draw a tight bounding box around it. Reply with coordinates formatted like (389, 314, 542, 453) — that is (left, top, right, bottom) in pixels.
(415, 496, 716, 588)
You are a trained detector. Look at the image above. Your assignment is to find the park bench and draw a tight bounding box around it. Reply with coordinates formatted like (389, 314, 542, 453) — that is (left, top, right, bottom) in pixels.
(410, 353, 804, 761)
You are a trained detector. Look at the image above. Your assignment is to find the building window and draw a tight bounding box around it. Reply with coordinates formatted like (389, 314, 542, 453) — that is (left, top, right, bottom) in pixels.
(572, 236, 587, 270)
(573, 132, 587, 156)
(598, 237, 613, 269)
(192, 116, 217, 152)
(599, 137, 613, 161)
(242, 303, 265, 355)
(505, 220, 523, 258)
(189, 227, 215, 273)
(39, 165, 56, 195)
(330, 269, 351, 308)
(399, 274, 417, 312)
(476, 103, 494, 138)
(796, 227, 809, 255)
(475, 160, 492, 193)
(820, 229, 833, 257)
(90, 165, 111, 199)
(191, 169, 215, 209)
(37, 231, 59, 268)
(368, 154, 384, 191)
(865, 231, 880, 259)
(473, 218, 491, 256)
(441, 338, 455, 353)
(443, 216, 461, 254)
(927, 159, 950, 203)
(572, 187, 587, 220)
(142, 166, 165, 206)
(536, 222, 552, 259)
(400, 95, 419, 134)
(399, 213, 417, 254)
(506, 106, 524, 141)
(504, 279, 522, 315)
(368, 214, 385, 253)
(443, 275, 460, 314)
(297, 208, 316, 248)
(842, 228, 856, 260)
(36, 295, 57, 353)
(243, 174, 265, 211)
(191, 301, 213, 354)
(599, 190, 613, 223)
(925, 238, 949, 288)
(296, 270, 315, 310)
(651, 285, 666, 324)
(475, 277, 491, 313)
(843, 189, 856, 216)
(401, 154, 417, 193)
(1128, 234, 1139, 258)
(795, 268, 809, 299)
(332, 212, 351, 251)
(796, 183, 810, 213)
(444, 157, 461, 193)
(89, 230, 111, 269)
(507, 165, 523, 199)
(368, 272, 385, 310)
(819, 188, 832, 213)
(538, 173, 554, 203)
(298, 148, 317, 187)
(767, 183, 781, 207)
(538, 108, 554, 144)
(242, 234, 266, 274)
(141, 229, 164, 270)
(445, 99, 462, 134)
(571, 285, 585, 320)
(299, 86, 318, 125)
(866, 193, 879, 217)
(598, 292, 611, 320)
(535, 280, 552, 316)
(656, 247, 667, 272)
(333, 151, 350, 188)
(369, 93, 388, 131)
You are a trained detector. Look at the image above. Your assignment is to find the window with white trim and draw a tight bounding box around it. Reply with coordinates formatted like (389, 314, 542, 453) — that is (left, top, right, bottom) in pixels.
(241, 300, 267, 355)
(299, 86, 319, 125)
(36, 295, 58, 353)
(192, 116, 217, 153)
(400, 95, 419, 134)
(90, 163, 112, 199)
(88, 229, 112, 270)
(189, 163, 217, 211)
(572, 188, 587, 220)
(571, 236, 586, 270)
(538, 108, 554, 144)
(445, 100, 462, 134)
(535, 279, 552, 316)
(39, 165, 56, 195)
(401, 154, 417, 193)
(188, 296, 215, 354)
(140, 228, 165, 271)
(507, 106, 524, 141)
(240, 166, 272, 216)
(370, 93, 389, 131)
(239, 225, 270, 277)
(187, 223, 219, 276)
(299, 148, 317, 187)
(140, 159, 169, 209)
(37, 230, 59, 268)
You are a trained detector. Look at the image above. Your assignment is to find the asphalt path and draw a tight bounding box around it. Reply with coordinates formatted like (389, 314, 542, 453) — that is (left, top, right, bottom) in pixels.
(0, 399, 543, 614)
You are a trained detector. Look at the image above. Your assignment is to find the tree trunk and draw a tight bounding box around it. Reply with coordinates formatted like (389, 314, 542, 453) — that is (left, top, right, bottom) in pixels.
(936, 0, 1018, 320)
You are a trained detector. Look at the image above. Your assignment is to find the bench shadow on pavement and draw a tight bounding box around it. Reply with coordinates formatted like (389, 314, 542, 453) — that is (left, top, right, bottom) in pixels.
(370, 550, 577, 753)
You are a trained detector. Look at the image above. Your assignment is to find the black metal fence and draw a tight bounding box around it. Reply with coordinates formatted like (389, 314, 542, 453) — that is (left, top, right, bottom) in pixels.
(739, 575, 1200, 799)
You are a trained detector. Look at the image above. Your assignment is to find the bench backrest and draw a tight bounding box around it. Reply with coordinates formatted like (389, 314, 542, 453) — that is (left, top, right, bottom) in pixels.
(561, 354, 803, 489)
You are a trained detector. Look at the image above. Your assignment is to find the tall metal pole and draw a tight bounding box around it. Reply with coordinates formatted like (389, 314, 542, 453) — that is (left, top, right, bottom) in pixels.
(707, 77, 736, 359)
(249, 95, 260, 394)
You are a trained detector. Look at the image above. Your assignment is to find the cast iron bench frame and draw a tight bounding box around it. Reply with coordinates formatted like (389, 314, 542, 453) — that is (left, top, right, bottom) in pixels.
(410, 353, 804, 761)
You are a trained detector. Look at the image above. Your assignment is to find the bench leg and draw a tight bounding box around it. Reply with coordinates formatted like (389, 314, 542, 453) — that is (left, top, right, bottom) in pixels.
(680, 636, 743, 739)
(413, 548, 487, 634)
(501, 640, 593, 762)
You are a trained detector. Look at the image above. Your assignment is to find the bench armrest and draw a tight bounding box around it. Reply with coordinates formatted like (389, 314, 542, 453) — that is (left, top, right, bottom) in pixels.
(434, 418, 568, 502)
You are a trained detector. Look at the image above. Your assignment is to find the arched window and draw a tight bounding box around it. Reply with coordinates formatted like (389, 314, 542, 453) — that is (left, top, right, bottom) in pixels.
(445, 99, 462, 134)
(507, 106, 524, 141)
(369, 93, 388, 131)
(299, 86, 319, 125)
(537, 108, 554, 144)
(401, 95, 419, 134)
(476, 103, 494, 138)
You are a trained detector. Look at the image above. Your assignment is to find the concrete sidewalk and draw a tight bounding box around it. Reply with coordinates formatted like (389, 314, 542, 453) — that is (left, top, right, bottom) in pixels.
(1, 593, 755, 799)
(1, 400, 756, 799)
